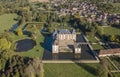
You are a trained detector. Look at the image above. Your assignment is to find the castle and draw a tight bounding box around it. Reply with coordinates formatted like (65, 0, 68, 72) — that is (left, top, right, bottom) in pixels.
(52, 29, 81, 54)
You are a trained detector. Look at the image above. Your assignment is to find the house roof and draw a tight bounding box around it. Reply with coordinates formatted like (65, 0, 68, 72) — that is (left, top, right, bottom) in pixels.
(99, 48, 120, 56)
(53, 29, 76, 34)
(59, 29, 71, 34)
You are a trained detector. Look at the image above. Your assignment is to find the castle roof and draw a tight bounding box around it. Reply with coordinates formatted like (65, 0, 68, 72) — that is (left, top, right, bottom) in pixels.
(53, 29, 76, 35)
(59, 29, 71, 34)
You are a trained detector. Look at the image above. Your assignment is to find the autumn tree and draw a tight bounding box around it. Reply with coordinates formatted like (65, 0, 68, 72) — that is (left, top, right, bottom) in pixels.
(0, 38, 11, 50)
(16, 27, 23, 36)
(110, 35, 116, 42)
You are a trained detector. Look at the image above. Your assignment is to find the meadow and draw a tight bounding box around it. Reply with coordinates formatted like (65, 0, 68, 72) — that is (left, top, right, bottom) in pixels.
(0, 14, 18, 33)
(44, 63, 99, 77)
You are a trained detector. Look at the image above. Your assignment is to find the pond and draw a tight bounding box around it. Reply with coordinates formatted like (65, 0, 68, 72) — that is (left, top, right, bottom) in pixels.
(16, 39, 36, 52)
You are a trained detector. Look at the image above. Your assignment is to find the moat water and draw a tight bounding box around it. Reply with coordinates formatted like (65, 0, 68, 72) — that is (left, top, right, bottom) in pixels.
(43, 34, 96, 60)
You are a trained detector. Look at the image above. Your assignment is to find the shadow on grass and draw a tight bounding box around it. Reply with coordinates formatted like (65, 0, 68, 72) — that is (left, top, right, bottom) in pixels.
(40, 42, 44, 48)
(75, 63, 98, 76)
(111, 56, 120, 62)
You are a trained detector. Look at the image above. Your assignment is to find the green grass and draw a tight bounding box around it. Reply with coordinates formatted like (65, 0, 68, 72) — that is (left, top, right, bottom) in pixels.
(86, 36, 104, 51)
(99, 26, 120, 35)
(16, 34, 44, 59)
(87, 36, 98, 43)
(0, 14, 18, 33)
(44, 63, 99, 77)
(92, 44, 104, 50)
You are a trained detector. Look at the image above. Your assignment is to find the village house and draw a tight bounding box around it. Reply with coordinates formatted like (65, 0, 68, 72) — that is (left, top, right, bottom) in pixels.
(57, 1, 120, 25)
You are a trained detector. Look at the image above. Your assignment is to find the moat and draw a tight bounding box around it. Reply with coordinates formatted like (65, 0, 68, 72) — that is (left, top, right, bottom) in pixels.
(43, 34, 97, 61)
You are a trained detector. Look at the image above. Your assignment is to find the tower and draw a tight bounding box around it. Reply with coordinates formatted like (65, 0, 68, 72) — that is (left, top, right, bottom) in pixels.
(52, 44, 59, 54)
(52, 44, 59, 59)
(74, 43, 81, 59)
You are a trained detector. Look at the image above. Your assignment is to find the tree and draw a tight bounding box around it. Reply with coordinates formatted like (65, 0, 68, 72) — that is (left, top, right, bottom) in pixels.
(74, 22, 78, 29)
(47, 23, 53, 33)
(110, 35, 116, 42)
(0, 38, 11, 50)
(0, 5, 3, 15)
(1, 73, 5, 77)
(13, 72, 20, 77)
(37, 14, 47, 22)
(17, 28, 23, 36)
(21, 16, 25, 24)
(100, 27, 104, 35)
(29, 25, 40, 42)
(26, 12, 32, 22)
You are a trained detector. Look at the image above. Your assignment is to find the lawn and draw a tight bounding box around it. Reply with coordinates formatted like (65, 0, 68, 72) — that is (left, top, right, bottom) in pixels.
(44, 63, 99, 77)
(86, 36, 104, 50)
(99, 26, 120, 35)
(0, 14, 18, 33)
(87, 36, 98, 43)
(92, 44, 104, 50)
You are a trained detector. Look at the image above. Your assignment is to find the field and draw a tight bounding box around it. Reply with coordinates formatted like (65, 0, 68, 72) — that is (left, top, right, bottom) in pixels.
(99, 26, 120, 35)
(44, 63, 99, 77)
(0, 14, 18, 33)
(92, 44, 104, 50)
(87, 36, 98, 43)
(86, 36, 104, 50)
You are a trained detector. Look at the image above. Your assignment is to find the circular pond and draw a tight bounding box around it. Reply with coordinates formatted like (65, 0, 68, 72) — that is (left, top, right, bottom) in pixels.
(16, 39, 36, 52)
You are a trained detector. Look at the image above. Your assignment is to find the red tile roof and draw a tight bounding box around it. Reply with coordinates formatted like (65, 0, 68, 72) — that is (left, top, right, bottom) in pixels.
(99, 48, 120, 56)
